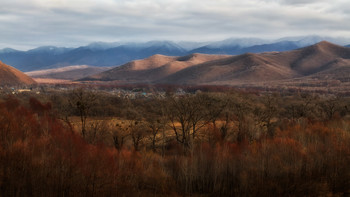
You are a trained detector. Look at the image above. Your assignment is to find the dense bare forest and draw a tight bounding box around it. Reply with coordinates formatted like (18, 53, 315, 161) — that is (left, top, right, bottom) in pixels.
(1, 87, 350, 196)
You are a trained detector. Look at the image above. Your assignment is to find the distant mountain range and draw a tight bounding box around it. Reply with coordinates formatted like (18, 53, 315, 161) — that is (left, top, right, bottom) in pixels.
(1, 36, 350, 72)
(81, 41, 350, 86)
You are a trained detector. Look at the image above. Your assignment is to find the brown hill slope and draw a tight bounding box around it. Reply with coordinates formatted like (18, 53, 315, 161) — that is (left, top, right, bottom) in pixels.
(80, 41, 350, 85)
(0, 61, 36, 86)
(82, 53, 229, 83)
(158, 41, 350, 85)
(157, 53, 297, 84)
(265, 41, 350, 75)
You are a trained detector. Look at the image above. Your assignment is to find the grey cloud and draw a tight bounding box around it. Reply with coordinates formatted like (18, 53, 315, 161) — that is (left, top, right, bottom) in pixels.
(0, 0, 349, 49)
(279, 0, 323, 5)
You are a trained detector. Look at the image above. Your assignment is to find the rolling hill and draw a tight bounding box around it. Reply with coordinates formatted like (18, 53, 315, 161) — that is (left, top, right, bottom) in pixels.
(0, 61, 36, 86)
(82, 54, 230, 83)
(25, 65, 111, 80)
(1, 36, 349, 72)
(160, 41, 350, 85)
(157, 53, 297, 85)
(81, 41, 350, 86)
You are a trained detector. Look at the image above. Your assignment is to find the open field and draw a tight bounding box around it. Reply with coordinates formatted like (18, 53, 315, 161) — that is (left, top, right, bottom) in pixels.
(32, 78, 75, 84)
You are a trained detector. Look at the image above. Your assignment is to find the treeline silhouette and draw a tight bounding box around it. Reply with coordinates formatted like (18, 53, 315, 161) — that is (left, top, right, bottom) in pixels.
(1, 90, 350, 196)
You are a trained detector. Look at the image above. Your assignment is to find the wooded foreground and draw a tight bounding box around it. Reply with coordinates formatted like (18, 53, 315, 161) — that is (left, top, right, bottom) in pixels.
(0, 89, 350, 196)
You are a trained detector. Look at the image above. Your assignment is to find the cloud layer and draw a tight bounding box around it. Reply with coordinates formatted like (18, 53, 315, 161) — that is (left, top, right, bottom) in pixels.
(0, 0, 349, 49)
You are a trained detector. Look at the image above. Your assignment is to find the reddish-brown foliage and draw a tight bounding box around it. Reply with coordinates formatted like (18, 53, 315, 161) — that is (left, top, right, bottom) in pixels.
(0, 97, 350, 196)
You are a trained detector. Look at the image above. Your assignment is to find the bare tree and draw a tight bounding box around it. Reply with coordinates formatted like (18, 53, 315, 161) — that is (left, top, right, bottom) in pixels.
(129, 120, 147, 151)
(283, 93, 314, 121)
(145, 100, 168, 152)
(123, 100, 146, 151)
(166, 93, 225, 150)
(254, 94, 279, 138)
(231, 95, 252, 142)
(112, 123, 129, 150)
(318, 96, 340, 120)
(69, 88, 97, 138)
(86, 120, 109, 144)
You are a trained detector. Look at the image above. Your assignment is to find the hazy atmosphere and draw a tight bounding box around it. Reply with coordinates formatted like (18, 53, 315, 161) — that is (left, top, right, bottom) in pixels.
(1, 0, 350, 49)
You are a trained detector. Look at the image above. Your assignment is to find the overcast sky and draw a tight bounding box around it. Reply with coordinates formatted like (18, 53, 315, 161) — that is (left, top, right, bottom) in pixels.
(0, 0, 349, 49)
